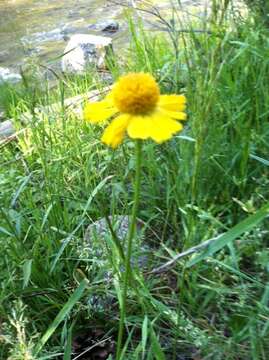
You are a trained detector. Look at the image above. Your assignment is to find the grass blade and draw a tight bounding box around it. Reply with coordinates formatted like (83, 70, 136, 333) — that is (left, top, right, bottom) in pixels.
(22, 259, 32, 289)
(34, 278, 88, 355)
(187, 202, 269, 267)
(250, 154, 269, 166)
(142, 315, 149, 358)
(149, 322, 165, 360)
(50, 176, 113, 273)
(63, 322, 74, 360)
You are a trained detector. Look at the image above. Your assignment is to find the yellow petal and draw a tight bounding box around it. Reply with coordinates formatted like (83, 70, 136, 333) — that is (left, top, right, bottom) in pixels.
(127, 115, 154, 140)
(101, 114, 130, 148)
(127, 111, 183, 143)
(160, 108, 187, 121)
(159, 94, 186, 112)
(150, 111, 183, 143)
(84, 100, 117, 123)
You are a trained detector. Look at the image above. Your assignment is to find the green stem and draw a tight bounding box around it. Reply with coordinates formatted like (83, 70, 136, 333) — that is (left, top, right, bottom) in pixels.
(116, 140, 142, 360)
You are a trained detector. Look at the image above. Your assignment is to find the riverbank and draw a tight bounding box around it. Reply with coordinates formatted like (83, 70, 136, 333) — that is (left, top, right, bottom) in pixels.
(1, 1, 269, 359)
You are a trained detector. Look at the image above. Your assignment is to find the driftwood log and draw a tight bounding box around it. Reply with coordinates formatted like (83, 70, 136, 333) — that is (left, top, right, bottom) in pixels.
(0, 86, 111, 146)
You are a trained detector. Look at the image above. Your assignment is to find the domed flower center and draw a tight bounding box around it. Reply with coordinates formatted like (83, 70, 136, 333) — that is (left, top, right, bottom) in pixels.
(112, 73, 160, 114)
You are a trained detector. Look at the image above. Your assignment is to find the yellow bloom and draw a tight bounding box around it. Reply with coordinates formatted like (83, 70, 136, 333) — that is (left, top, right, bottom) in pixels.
(84, 73, 187, 148)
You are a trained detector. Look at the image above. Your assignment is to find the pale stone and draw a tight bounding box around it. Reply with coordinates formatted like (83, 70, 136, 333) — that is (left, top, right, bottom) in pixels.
(0, 120, 15, 138)
(81, 215, 150, 311)
(0, 67, 22, 84)
(61, 34, 112, 73)
(83, 215, 149, 268)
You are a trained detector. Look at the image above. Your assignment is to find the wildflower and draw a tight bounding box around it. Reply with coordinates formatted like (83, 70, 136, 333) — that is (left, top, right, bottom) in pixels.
(84, 73, 186, 148)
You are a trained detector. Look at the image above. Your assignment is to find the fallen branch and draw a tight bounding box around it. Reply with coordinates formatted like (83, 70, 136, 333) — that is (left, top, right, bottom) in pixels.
(149, 234, 223, 274)
(0, 86, 111, 147)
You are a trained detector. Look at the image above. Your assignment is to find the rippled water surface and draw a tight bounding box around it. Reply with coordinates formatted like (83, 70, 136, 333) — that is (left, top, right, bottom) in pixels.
(0, 0, 123, 69)
(0, 0, 212, 70)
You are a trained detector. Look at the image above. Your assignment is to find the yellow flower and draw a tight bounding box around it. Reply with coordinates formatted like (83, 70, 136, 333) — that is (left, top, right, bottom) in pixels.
(84, 73, 187, 148)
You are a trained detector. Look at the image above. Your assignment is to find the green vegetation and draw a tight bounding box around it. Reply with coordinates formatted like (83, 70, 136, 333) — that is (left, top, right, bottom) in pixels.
(1, 2, 269, 359)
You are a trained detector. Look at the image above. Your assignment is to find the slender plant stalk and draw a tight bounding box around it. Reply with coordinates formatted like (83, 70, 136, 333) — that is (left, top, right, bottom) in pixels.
(116, 140, 142, 360)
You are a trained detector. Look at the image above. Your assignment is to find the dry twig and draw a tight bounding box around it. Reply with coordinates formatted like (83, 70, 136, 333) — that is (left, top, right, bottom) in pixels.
(150, 234, 223, 274)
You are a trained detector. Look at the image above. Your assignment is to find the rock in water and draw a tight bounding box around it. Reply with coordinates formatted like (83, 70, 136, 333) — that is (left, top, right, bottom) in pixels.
(0, 67, 22, 84)
(89, 20, 119, 33)
(61, 34, 112, 73)
(101, 20, 119, 33)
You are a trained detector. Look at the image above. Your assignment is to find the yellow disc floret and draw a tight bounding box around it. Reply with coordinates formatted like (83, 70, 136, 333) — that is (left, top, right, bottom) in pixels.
(112, 73, 160, 115)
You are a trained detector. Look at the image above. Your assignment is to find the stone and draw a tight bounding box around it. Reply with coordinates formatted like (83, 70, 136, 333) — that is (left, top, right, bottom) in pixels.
(0, 67, 22, 84)
(89, 20, 119, 33)
(83, 215, 150, 269)
(0, 120, 15, 138)
(61, 34, 112, 73)
(81, 215, 151, 312)
(85, 215, 131, 244)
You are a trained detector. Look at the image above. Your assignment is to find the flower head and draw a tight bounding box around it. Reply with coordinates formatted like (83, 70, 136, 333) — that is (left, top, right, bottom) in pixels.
(84, 72, 187, 148)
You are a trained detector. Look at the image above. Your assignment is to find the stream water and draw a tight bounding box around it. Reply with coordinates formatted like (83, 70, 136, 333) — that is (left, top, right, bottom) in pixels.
(0, 0, 124, 70)
(0, 0, 211, 72)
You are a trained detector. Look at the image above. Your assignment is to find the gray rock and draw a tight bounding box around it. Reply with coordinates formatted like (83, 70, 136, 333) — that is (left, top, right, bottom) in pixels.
(0, 67, 22, 84)
(61, 34, 112, 73)
(83, 215, 150, 269)
(89, 20, 119, 33)
(0, 120, 15, 138)
(85, 215, 131, 243)
(82, 215, 150, 312)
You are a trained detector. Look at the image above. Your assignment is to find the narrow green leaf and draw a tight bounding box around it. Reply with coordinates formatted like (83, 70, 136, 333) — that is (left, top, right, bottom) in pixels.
(22, 259, 32, 289)
(142, 315, 149, 358)
(11, 173, 32, 208)
(149, 322, 165, 360)
(63, 322, 74, 360)
(34, 279, 88, 355)
(187, 202, 269, 267)
(0, 226, 14, 237)
(177, 135, 196, 142)
(119, 327, 135, 360)
(41, 203, 54, 230)
(250, 154, 269, 167)
(50, 176, 113, 273)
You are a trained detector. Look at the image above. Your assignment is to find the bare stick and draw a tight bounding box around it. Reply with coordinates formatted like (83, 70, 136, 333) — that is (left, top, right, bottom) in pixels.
(0, 86, 111, 147)
(73, 337, 113, 360)
(149, 234, 224, 274)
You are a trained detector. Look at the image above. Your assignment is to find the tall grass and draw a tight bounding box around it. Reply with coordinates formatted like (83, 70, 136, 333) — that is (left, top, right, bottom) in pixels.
(0, 1, 269, 359)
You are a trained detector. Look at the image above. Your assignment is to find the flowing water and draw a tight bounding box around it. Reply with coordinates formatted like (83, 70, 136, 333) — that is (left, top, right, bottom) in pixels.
(0, 0, 124, 69)
(0, 0, 211, 71)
